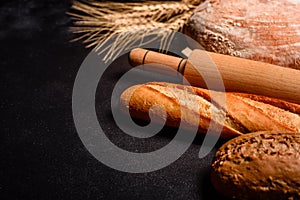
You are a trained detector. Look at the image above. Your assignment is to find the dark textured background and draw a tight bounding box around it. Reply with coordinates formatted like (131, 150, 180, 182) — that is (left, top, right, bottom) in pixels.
(1, 0, 227, 199)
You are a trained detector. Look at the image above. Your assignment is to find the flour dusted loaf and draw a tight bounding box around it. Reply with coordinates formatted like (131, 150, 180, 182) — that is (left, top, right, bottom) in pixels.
(119, 82, 300, 139)
(211, 131, 300, 200)
(185, 0, 300, 69)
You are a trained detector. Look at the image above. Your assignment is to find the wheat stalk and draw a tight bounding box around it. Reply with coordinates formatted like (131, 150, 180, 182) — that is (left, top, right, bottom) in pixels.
(68, 0, 202, 62)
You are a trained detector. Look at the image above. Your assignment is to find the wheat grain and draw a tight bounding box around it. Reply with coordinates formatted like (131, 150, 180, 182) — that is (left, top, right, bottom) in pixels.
(68, 0, 202, 62)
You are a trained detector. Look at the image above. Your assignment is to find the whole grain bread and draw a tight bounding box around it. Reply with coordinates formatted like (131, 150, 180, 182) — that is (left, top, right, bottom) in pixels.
(211, 131, 300, 200)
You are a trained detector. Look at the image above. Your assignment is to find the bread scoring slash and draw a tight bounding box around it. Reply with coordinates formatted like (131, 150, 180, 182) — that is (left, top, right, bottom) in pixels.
(119, 82, 300, 139)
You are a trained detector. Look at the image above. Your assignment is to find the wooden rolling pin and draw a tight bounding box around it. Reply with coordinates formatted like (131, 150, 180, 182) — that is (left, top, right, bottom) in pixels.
(129, 48, 300, 104)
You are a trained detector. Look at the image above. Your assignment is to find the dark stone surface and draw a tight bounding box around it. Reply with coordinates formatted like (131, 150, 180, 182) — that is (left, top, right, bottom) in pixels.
(1, 0, 227, 199)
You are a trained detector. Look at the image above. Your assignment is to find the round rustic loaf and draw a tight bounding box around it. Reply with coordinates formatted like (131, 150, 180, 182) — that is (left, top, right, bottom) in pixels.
(211, 131, 300, 200)
(185, 0, 300, 69)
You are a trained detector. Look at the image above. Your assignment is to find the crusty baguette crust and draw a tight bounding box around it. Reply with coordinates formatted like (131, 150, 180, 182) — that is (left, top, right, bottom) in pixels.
(235, 93, 300, 115)
(211, 131, 300, 199)
(120, 82, 300, 139)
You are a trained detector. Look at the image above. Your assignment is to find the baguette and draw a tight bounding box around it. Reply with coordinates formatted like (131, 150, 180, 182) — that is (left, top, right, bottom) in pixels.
(211, 131, 300, 199)
(119, 82, 300, 138)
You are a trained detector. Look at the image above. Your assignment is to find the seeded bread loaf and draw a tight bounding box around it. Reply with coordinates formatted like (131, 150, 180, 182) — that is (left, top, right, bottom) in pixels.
(211, 131, 300, 200)
(119, 82, 300, 139)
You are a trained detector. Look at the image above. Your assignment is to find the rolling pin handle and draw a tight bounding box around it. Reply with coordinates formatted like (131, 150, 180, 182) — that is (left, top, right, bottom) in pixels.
(177, 58, 187, 74)
(141, 50, 150, 65)
(129, 48, 188, 74)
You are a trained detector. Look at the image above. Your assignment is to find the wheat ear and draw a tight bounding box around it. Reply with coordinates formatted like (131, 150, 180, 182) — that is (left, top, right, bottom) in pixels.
(68, 0, 201, 62)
